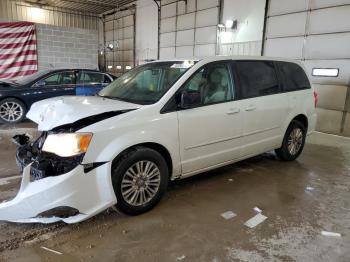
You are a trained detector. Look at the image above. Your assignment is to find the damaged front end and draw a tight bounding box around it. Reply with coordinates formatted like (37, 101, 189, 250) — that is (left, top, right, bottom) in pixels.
(14, 133, 84, 181)
(0, 131, 117, 224)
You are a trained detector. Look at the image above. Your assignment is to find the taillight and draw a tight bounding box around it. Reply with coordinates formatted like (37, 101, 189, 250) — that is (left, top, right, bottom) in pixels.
(313, 91, 318, 108)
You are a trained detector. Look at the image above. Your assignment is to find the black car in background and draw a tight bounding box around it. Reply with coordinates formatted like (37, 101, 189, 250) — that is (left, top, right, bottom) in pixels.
(0, 69, 116, 123)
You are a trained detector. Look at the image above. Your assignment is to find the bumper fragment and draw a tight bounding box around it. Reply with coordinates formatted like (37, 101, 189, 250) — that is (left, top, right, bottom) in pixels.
(0, 162, 117, 224)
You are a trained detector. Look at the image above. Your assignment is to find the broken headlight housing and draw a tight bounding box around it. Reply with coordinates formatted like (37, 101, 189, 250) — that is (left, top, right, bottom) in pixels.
(42, 133, 93, 157)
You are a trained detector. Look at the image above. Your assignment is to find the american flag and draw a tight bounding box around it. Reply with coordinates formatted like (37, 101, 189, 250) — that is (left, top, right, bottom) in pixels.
(0, 21, 38, 79)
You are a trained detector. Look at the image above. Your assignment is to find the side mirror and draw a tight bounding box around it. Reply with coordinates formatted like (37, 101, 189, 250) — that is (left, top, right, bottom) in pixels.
(35, 80, 46, 87)
(180, 90, 201, 109)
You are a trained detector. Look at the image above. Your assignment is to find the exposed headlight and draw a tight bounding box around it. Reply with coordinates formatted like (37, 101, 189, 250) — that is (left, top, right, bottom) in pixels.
(42, 133, 93, 157)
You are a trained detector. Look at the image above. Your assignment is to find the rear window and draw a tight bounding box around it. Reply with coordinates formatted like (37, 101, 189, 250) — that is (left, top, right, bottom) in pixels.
(234, 61, 280, 99)
(278, 62, 311, 91)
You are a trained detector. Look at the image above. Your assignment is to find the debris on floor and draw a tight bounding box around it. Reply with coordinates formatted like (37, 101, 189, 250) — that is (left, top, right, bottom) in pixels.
(253, 207, 262, 213)
(221, 211, 237, 220)
(244, 213, 267, 228)
(305, 186, 314, 191)
(40, 246, 63, 255)
(176, 255, 186, 261)
(228, 178, 233, 182)
(321, 231, 342, 237)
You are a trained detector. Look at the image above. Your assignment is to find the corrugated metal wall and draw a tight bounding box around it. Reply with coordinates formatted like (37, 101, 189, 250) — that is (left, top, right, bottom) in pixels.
(263, 0, 350, 137)
(0, 0, 98, 30)
(160, 0, 220, 59)
(104, 9, 136, 76)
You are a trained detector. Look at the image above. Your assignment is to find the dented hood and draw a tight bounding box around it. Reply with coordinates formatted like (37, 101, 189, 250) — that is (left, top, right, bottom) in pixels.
(27, 96, 140, 131)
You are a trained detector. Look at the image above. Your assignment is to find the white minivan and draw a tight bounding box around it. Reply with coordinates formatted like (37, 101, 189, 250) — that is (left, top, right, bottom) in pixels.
(0, 56, 317, 223)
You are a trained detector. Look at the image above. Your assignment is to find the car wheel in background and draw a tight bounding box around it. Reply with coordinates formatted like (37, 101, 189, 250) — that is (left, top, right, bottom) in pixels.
(0, 98, 26, 124)
(275, 120, 306, 161)
(112, 147, 169, 215)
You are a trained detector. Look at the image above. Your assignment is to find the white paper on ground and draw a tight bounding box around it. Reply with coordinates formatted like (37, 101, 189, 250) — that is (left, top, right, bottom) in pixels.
(221, 211, 237, 220)
(41, 246, 63, 255)
(253, 207, 262, 213)
(244, 213, 267, 228)
(306, 186, 314, 191)
(321, 231, 341, 237)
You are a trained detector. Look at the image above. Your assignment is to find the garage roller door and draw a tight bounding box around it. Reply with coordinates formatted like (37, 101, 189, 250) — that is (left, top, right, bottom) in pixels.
(263, 0, 350, 137)
(160, 0, 219, 59)
(104, 11, 135, 76)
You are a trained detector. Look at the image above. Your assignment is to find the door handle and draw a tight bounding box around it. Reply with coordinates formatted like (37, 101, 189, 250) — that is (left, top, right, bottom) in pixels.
(245, 105, 256, 111)
(226, 108, 240, 115)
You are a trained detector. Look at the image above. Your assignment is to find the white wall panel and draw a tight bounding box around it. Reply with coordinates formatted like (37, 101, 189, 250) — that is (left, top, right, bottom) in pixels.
(197, 0, 219, 10)
(195, 26, 217, 44)
(160, 47, 175, 59)
(177, 13, 195, 30)
(304, 33, 350, 59)
(309, 6, 350, 34)
(304, 59, 350, 85)
(268, 0, 308, 16)
(313, 84, 348, 111)
(187, 0, 197, 13)
(194, 44, 216, 57)
(177, 1, 186, 15)
(264, 37, 304, 59)
(311, 0, 350, 8)
(122, 16, 134, 27)
(160, 32, 176, 47)
(176, 46, 194, 58)
(176, 29, 195, 46)
(161, 17, 176, 33)
(266, 13, 307, 38)
(196, 8, 219, 27)
(161, 3, 177, 19)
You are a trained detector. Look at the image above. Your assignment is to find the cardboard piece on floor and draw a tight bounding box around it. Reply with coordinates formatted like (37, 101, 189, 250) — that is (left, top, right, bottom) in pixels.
(221, 211, 237, 220)
(244, 213, 267, 228)
(321, 231, 341, 237)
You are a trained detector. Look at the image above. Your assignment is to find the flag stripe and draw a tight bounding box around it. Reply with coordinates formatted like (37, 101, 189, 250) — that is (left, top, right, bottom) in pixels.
(0, 22, 38, 80)
(0, 50, 37, 60)
(0, 60, 37, 71)
(0, 30, 35, 39)
(0, 69, 38, 79)
(0, 39, 37, 49)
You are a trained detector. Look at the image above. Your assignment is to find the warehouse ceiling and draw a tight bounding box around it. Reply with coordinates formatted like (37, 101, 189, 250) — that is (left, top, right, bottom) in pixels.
(19, 0, 136, 15)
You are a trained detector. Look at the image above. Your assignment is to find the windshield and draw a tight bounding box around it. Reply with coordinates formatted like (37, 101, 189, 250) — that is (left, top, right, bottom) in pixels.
(14, 70, 52, 85)
(98, 61, 196, 105)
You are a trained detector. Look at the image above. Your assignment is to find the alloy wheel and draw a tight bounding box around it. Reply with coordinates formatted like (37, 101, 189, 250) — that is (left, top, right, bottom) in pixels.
(121, 160, 161, 206)
(0, 101, 24, 122)
(287, 128, 303, 156)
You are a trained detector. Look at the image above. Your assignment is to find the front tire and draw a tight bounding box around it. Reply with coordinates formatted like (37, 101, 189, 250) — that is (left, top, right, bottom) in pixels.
(275, 120, 306, 161)
(111, 147, 169, 215)
(0, 98, 26, 124)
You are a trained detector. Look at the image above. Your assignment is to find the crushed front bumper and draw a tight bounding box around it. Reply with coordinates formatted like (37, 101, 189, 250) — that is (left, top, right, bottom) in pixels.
(0, 161, 117, 224)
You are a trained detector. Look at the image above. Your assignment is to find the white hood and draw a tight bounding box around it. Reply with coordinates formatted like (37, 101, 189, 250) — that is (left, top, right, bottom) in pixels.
(27, 96, 140, 131)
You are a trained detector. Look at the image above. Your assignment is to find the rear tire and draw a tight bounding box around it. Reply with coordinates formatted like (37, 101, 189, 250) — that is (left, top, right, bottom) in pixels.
(275, 120, 306, 161)
(111, 147, 169, 216)
(0, 98, 26, 124)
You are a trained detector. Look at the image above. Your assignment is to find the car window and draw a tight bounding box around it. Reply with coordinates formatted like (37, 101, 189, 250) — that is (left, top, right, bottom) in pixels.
(234, 61, 279, 99)
(182, 63, 234, 106)
(42, 73, 61, 86)
(60, 71, 75, 85)
(78, 72, 104, 84)
(104, 74, 112, 84)
(278, 62, 311, 91)
(40, 72, 75, 86)
(98, 61, 194, 105)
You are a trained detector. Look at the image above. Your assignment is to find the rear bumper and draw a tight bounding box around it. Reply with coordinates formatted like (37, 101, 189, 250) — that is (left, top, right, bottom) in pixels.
(0, 161, 117, 224)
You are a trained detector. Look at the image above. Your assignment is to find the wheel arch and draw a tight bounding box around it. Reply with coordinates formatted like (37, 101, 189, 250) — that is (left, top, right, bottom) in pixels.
(291, 114, 308, 131)
(111, 142, 173, 179)
(0, 96, 29, 110)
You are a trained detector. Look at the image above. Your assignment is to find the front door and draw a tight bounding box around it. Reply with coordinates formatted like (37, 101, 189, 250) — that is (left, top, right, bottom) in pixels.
(32, 71, 76, 102)
(177, 62, 244, 175)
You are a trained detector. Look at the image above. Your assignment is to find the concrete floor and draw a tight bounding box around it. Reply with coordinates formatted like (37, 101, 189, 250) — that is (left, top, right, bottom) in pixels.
(0, 122, 349, 262)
